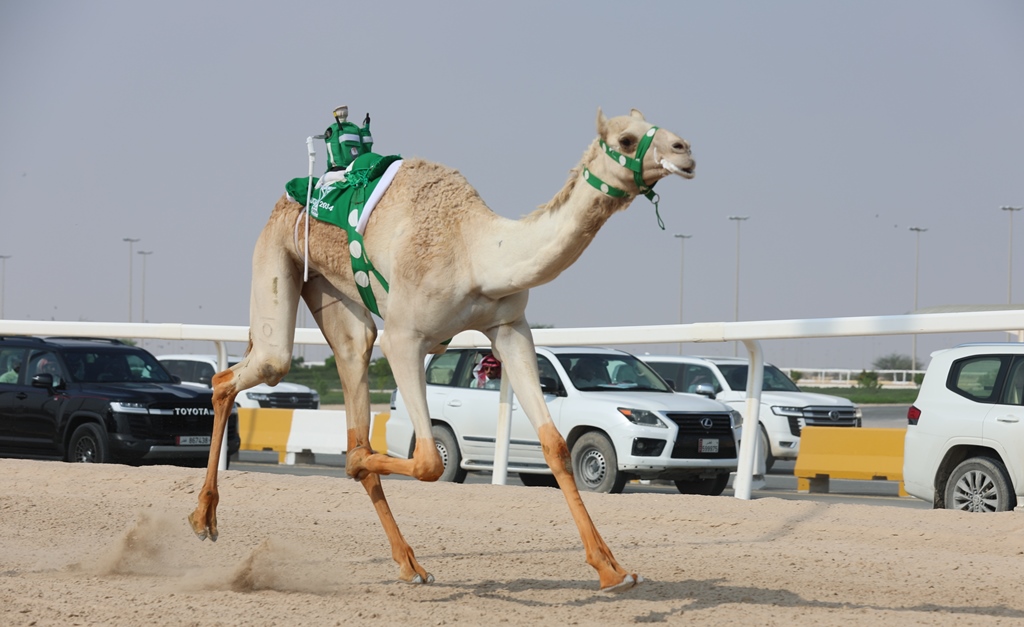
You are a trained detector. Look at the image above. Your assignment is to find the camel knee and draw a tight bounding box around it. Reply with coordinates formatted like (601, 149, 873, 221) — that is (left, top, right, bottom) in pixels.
(412, 438, 444, 481)
(257, 358, 290, 386)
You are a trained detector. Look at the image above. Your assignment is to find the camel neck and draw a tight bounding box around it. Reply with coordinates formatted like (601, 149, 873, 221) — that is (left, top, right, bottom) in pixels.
(476, 171, 629, 298)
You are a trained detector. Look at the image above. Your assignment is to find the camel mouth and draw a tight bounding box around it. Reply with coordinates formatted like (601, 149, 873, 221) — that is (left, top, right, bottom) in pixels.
(662, 159, 696, 179)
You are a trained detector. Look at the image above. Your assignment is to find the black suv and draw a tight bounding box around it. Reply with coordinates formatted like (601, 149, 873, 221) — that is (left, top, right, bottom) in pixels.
(0, 336, 240, 465)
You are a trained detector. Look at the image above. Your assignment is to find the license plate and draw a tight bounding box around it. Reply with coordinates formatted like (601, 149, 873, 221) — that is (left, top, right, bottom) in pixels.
(698, 438, 719, 453)
(177, 435, 211, 446)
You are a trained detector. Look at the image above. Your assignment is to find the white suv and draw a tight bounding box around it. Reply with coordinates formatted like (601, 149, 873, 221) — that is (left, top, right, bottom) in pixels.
(157, 354, 320, 410)
(385, 346, 742, 494)
(639, 355, 860, 470)
(904, 343, 1024, 512)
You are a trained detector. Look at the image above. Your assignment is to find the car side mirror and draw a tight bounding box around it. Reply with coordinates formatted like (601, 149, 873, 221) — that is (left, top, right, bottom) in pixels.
(664, 378, 677, 391)
(198, 375, 212, 387)
(693, 382, 716, 400)
(31, 373, 63, 390)
(171, 375, 182, 384)
(539, 376, 563, 396)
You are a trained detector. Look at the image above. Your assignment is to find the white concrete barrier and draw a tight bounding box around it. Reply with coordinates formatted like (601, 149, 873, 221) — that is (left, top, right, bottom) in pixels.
(284, 409, 347, 464)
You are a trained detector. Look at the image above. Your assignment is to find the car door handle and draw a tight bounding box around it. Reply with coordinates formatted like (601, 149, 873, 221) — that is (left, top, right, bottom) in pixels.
(996, 415, 1021, 423)
(16, 392, 27, 400)
(447, 400, 462, 408)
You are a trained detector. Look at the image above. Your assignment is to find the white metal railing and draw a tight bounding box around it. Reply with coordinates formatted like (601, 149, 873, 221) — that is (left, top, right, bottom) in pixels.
(2, 310, 1023, 499)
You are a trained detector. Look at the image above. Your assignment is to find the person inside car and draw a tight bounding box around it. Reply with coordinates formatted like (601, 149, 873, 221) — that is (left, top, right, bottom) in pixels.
(571, 360, 609, 389)
(0, 357, 20, 384)
(471, 354, 502, 389)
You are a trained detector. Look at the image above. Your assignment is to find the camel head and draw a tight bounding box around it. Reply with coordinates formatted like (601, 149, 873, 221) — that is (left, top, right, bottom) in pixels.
(594, 108, 695, 193)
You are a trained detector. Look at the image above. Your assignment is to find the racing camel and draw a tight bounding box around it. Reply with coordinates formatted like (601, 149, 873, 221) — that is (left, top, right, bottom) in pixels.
(188, 108, 696, 591)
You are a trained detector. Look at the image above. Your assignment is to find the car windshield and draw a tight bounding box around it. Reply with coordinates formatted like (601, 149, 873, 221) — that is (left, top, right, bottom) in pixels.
(63, 348, 174, 383)
(716, 364, 801, 392)
(558, 353, 672, 392)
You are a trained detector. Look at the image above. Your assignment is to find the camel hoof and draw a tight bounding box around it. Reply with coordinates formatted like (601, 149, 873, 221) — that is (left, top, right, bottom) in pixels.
(405, 573, 435, 584)
(601, 573, 643, 593)
(187, 512, 218, 542)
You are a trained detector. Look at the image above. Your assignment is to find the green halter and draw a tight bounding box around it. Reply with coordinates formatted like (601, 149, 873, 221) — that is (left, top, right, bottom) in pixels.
(581, 126, 665, 229)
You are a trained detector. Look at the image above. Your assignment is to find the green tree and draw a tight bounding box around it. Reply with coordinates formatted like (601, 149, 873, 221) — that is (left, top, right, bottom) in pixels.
(369, 356, 395, 390)
(856, 370, 880, 390)
(872, 353, 912, 371)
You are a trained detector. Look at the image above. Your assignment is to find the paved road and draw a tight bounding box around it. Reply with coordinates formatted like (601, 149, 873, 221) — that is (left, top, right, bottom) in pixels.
(231, 405, 929, 509)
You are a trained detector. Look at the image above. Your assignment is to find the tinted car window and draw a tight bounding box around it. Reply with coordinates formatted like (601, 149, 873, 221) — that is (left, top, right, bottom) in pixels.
(716, 364, 801, 392)
(63, 349, 174, 383)
(426, 352, 463, 386)
(948, 355, 1003, 402)
(1003, 358, 1024, 406)
(161, 359, 195, 382)
(559, 354, 671, 392)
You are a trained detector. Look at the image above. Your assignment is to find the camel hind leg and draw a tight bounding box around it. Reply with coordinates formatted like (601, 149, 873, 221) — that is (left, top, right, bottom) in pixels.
(303, 276, 433, 583)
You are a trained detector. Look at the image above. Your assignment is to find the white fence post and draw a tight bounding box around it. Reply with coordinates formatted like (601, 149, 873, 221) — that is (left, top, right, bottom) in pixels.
(491, 375, 514, 485)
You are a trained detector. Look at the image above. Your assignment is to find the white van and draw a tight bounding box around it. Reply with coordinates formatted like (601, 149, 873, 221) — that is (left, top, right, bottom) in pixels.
(640, 355, 860, 470)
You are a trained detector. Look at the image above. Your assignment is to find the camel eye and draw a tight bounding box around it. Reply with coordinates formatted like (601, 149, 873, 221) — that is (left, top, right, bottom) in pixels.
(618, 135, 636, 152)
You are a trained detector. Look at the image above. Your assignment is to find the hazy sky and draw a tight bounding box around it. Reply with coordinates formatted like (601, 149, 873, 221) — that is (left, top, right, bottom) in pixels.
(2, 1, 1022, 369)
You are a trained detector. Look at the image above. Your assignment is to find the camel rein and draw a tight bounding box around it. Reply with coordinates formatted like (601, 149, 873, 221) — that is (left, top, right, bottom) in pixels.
(581, 126, 666, 229)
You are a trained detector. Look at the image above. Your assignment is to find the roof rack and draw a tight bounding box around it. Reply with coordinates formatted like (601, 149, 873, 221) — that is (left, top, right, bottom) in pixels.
(43, 337, 125, 345)
(0, 335, 47, 343)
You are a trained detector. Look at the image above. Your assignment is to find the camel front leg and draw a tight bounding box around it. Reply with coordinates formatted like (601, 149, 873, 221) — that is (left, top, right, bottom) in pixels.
(188, 369, 238, 541)
(190, 225, 302, 541)
(491, 320, 640, 591)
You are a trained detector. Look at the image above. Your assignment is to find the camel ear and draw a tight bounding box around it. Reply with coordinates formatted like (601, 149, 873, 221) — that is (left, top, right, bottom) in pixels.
(596, 107, 608, 136)
(630, 108, 646, 120)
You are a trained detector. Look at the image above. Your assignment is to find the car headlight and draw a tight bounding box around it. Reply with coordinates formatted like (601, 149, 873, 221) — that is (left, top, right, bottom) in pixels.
(110, 401, 149, 414)
(729, 409, 743, 428)
(771, 405, 803, 417)
(853, 406, 862, 418)
(311, 390, 320, 401)
(617, 408, 667, 428)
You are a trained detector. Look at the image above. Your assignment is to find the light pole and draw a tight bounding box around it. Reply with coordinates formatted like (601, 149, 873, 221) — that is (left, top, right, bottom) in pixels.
(0, 255, 10, 319)
(673, 234, 692, 354)
(729, 216, 749, 355)
(1002, 206, 1022, 304)
(123, 238, 140, 322)
(137, 251, 153, 323)
(909, 226, 928, 372)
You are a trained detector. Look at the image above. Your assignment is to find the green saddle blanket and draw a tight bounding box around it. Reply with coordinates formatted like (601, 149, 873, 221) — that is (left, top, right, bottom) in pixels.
(285, 152, 402, 317)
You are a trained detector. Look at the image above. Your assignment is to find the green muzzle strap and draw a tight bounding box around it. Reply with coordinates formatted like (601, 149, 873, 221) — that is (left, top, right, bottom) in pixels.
(591, 127, 665, 230)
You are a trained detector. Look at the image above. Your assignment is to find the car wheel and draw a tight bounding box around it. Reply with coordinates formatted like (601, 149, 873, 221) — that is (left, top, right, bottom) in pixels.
(945, 457, 1017, 513)
(759, 425, 776, 473)
(675, 472, 730, 496)
(570, 432, 626, 493)
(518, 472, 560, 488)
(431, 424, 467, 483)
(68, 423, 110, 464)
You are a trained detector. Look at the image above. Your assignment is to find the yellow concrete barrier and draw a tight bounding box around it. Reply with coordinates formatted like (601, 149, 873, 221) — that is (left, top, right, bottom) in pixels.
(793, 426, 908, 496)
(371, 412, 389, 453)
(237, 408, 390, 465)
(237, 408, 294, 464)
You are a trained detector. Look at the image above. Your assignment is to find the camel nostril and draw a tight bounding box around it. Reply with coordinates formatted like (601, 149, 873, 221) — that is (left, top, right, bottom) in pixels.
(672, 142, 689, 152)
